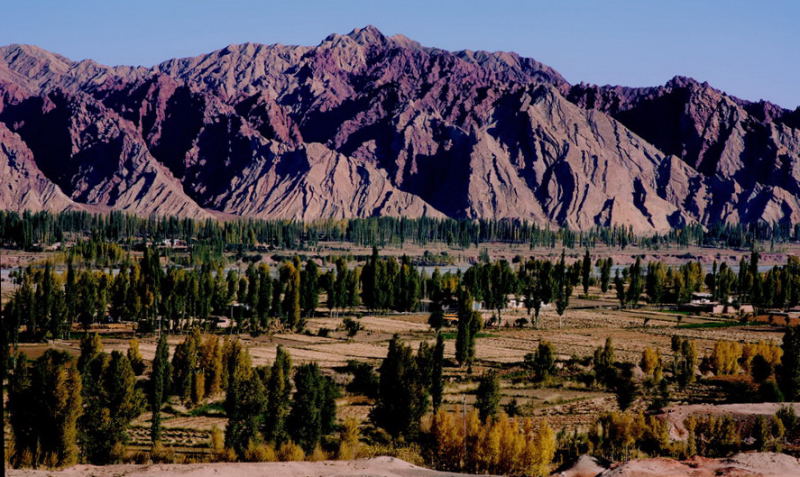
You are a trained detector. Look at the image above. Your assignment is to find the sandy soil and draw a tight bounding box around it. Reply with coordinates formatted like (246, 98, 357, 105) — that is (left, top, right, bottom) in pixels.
(6, 456, 485, 477)
(597, 452, 800, 477)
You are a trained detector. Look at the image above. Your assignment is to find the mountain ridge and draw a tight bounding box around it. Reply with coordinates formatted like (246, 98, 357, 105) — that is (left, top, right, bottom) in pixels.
(1, 26, 799, 232)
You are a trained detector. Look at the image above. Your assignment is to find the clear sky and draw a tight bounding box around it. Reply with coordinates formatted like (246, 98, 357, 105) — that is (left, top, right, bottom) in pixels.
(3, 0, 798, 108)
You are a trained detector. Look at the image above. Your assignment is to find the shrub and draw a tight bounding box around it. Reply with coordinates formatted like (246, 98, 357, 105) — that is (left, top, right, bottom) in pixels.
(343, 317, 362, 337)
(524, 341, 556, 382)
(243, 442, 277, 462)
(150, 442, 178, 463)
(277, 441, 305, 461)
(337, 417, 361, 460)
(344, 360, 379, 398)
(127, 338, 145, 375)
(307, 445, 328, 461)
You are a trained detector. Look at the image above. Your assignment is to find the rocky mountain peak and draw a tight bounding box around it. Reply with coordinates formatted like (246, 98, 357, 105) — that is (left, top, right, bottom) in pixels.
(1, 29, 798, 231)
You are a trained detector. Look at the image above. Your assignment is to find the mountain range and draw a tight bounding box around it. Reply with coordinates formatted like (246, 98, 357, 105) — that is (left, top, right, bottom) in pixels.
(1, 25, 799, 232)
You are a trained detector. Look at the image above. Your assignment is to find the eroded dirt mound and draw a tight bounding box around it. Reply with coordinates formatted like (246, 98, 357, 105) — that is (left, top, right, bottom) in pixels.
(6, 456, 484, 477)
(595, 452, 800, 477)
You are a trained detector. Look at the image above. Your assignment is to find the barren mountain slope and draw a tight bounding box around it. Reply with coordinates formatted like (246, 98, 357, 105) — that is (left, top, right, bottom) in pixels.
(1, 26, 799, 231)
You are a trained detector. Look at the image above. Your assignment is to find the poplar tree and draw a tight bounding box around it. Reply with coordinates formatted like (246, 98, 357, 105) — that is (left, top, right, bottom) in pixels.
(581, 249, 591, 296)
(288, 363, 338, 453)
(361, 246, 380, 310)
(371, 335, 428, 440)
(224, 343, 266, 457)
(172, 329, 202, 405)
(264, 345, 292, 445)
(78, 333, 104, 373)
(9, 350, 83, 468)
(554, 251, 573, 327)
(455, 290, 481, 367)
(81, 351, 145, 463)
(127, 338, 145, 375)
(599, 257, 613, 293)
(430, 333, 445, 410)
(781, 326, 800, 400)
(614, 270, 626, 308)
(301, 259, 320, 317)
(281, 262, 302, 330)
(149, 334, 170, 443)
(627, 257, 643, 307)
(256, 264, 272, 329)
(200, 334, 224, 396)
(475, 371, 501, 422)
(646, 262, 667, 307)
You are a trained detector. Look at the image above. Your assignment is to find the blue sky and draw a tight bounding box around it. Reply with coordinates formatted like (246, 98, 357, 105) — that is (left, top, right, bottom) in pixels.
(3, 0, 798, 108)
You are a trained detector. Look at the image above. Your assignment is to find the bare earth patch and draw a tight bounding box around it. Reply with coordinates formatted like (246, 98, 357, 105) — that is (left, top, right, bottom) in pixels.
(6, 457, 484, 477)
(597, 452, 800, 477)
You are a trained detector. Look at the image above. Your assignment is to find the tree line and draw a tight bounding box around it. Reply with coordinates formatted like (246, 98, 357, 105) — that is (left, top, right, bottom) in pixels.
(9, 246, 800, 344)
(4, 210, 797, 252)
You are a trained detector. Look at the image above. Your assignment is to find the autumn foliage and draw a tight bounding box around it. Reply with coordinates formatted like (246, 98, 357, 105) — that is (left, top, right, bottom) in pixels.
(425, 409, 556, 476)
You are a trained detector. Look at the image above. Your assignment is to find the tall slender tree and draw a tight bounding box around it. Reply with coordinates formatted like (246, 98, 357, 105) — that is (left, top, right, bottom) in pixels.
(430, 333, 445, 410)
(554, 251, 573, 327)
(288, 363, 338, 453)
(264, 345, 292, 445)
(371, 335, 428, 440)
(455, 290, 481, 367)
(581, 249, 592, 296)
(150, 334, 170, 443)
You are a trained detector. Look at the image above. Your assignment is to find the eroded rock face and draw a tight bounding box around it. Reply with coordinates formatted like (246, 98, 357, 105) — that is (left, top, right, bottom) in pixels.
(1, 26, 799, 231)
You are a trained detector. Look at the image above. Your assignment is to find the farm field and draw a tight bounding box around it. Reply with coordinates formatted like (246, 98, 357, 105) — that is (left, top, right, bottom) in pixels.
(4, 232, 800, 477)
(11, 285, 786, 453)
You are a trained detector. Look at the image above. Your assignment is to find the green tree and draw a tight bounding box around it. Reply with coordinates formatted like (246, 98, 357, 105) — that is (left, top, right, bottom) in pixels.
(581, 249, 592, 296)
(646, 262, 667, 307)
(626, 258, 643, 307)
(371, 335, 429, 440)
(781, 326, 800, 400)
(127, 338, 145, 375)
(149, 334, 170, 444)
(224, 343, 266, 458)
(281, 262, 302, 330)
(361, 246, 380, 310)
(525, 340, 556, 382)
(171, 329, 202, 405)
(256, 265, 272, 330)
(673, 337, 698, 389)
(288, 363, 339, 453)
(599, 257, 613, 293)
(78, 333, 104, 373)
(614, 270, 626, 308)
(554, 251, 573, 327)
(301, 259, 320, 317)
(593, 337, 616, 388)
(430, 333, 445, 410)
(80, 351, 145, 463)
(8, 350, 83, 468)
(612, 362, 639, 411)
(475, 371, 501, 422)
(264, 345, 292, 445)
(455, 290, 481, 367)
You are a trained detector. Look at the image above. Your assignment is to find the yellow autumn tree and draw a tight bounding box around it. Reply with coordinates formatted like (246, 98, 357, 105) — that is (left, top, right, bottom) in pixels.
(711, 341, 742, 375)
(640, 347, 663, 384)
(741, 340, 782, 372)
(427, 409, 555, 476)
